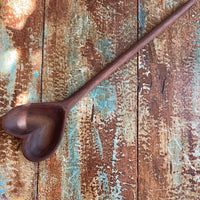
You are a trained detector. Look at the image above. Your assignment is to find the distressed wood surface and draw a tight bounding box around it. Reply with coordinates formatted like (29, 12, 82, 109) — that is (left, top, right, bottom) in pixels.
(0, 0, 44, 199)
(138, 0, 200, 199)
(0, 0, 199, 199)
(38, 0, 137, 199)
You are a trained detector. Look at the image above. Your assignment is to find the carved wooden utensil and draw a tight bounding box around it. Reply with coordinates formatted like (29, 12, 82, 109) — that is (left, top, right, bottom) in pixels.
(2, 0, 196, 162)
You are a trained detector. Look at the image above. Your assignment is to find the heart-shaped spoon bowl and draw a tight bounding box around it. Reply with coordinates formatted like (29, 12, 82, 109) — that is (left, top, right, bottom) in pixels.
(2, 103, 66, 162)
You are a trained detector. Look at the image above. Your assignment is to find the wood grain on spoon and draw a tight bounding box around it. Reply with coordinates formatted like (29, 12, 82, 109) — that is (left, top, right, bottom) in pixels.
(2, 0, 196, 162)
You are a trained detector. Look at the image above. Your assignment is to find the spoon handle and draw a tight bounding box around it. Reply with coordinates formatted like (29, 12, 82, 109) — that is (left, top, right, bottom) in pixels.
(62, 0, 196, 110)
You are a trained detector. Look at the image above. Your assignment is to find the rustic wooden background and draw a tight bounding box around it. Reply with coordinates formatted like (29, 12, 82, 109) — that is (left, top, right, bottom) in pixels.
(0, 0, 199, 199)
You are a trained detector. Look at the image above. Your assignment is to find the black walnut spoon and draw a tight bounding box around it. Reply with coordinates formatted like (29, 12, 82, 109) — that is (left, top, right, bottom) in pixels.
(2, 0, 196, 162)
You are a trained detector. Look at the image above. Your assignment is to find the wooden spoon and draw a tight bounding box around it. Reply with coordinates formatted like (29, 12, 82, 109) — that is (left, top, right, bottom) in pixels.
(2, 0, 196, 162)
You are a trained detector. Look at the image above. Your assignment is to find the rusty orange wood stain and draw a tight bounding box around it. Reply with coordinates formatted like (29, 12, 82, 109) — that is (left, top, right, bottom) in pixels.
(0, 0, 199, 199)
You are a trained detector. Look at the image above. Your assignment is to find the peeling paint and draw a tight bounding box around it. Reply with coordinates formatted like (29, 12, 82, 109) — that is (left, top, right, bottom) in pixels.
(62, 107, 82, 200)
(138, 0, 200, 199)
(0, 0, 44, 199)
(0, 23, 16, 109)
(92, 129, 103, 159)
(138, 0, 147, 37)
(96, 38, 114, 64)
(111, 179, 123, 200)
(97, 170, 110, 199)
(190, 17, 200, 183)
(0, 176, 7, 196)
(0, 49, 18, 74)
(111, 130, 123, 200)
(28, 71, 40, 103)
(34, 71, 39, 78)
(169, 136, 183, 186)
(192, 21, 200, 116)
(39, 0, 137, 199)
(89, 80, 116, 118)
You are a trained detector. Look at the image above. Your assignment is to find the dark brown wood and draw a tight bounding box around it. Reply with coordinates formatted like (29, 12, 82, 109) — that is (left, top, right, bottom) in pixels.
(2, 0, 195, 162)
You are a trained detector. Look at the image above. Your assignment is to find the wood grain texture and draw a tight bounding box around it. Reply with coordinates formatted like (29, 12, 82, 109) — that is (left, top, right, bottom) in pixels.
(0, 0, 199, 199)
(138, 0, 200, 199)
(0, 0, 44, 199)
(38, 0, 137, 199)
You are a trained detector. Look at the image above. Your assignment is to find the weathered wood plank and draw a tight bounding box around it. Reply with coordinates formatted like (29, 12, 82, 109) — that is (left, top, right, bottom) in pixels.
(38, 0, 137, 199)
(138, 0, 200, 199)
(0, 0, 44, 199)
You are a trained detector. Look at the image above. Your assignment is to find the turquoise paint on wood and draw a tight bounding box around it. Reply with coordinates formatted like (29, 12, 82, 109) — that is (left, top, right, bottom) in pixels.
(62, 107, 82, 200)
(169, 136, 183, 186)
(34, 71, 39, 78)
(0, 172, 8, 197)
(98, 38, 113, 63)
(60, 2, 90, 198)
(0, 28, 15, 69)
(137, 1, 200, 199)
(97, 170, 110, 199)
(92, 129, 103, 159)
(138, 0, 147, 37)
(110, 129, 124, 200)
(63, 4, 118, 198)
(0, 24, 16, 110)
(90, 35, 122, 199)
(192, 21, 200, 116)
(39, 0, 137, 198)
(29, 71, 40, 103)
(0, 178, 6, 195)
(111, 179, 123, 200)
(89, 80, 116, 117)
(190, 19, 200, 184)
